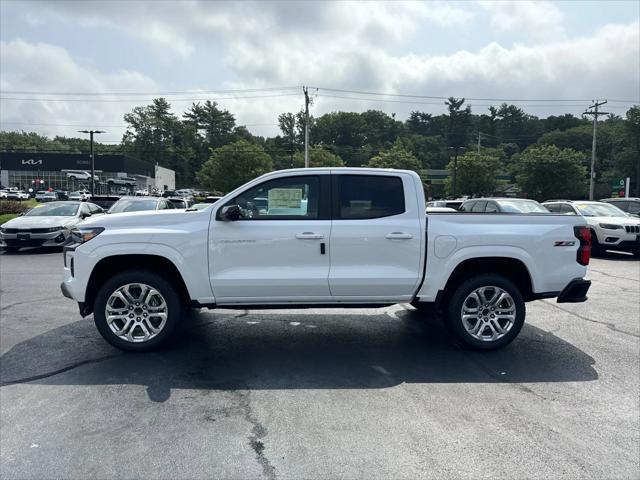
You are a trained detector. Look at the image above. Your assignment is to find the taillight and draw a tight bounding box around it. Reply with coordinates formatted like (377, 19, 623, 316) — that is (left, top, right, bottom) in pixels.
(574, 226, 591, 266)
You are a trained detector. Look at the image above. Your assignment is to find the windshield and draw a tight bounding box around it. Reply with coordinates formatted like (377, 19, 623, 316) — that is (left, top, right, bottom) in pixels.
(574, 203, 627, 217)
(25, 204, 78, 216)
(109, 199, 158, 213)
(497, 200, 549, 213)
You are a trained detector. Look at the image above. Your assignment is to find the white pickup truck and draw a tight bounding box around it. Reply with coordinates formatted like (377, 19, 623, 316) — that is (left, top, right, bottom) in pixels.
(60, 168, 592, 352)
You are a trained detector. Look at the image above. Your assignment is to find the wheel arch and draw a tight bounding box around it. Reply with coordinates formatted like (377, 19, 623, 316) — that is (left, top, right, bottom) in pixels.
(441, 256, 534, 303)
(83, 254, 191, 316)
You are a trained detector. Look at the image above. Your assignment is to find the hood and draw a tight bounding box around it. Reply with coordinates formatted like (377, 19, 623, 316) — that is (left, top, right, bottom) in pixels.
(80, 209, 203, 229)
(586, 216, 640, 226)
(2, 215, 80, 229)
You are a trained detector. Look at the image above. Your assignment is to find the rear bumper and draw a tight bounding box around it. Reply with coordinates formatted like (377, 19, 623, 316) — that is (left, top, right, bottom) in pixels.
(607, 239, 640, 252)
(557, 278, 591, 303)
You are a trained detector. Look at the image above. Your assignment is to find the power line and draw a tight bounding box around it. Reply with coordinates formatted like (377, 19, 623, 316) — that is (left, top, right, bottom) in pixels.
(0, 93, 301, 103)
(0, 121, 279, 128)
(312, 87, 640, 104)
(0, 86, 300, 96)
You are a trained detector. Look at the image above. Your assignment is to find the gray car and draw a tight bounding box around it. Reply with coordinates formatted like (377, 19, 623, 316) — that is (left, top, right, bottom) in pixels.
(0, 201, 104, 252)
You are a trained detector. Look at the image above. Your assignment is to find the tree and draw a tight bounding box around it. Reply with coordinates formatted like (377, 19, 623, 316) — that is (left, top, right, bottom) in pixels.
(624, 106, 640, 195)
(445, 97, 471, 149)
(183, 100, 236, 149)
(292, 146, 344, 168)
(365, 143, 421, 171)
(512, 145, 588, 201)
(445, 153, 500, 197)
(197, 140, 273, 193)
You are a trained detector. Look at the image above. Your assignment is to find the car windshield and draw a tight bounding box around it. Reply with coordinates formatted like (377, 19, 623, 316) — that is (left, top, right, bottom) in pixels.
(496, 200, 549, 213)
(25, 204, 78, 216)
(192, 203, 211, 210)
(574, 203, 627, 217)
(109, 199, 158, 213)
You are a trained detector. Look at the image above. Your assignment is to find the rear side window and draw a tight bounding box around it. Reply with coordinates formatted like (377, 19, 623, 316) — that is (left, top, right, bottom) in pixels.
(471, 201, 487, 212)
(609, 201, 628, 212)
(460, 201, 476, 212)
(560, 204, 576, 214)
(336, 175, 405, 219)
(485, 202, 499, 213)
(545, 203, 560, 212)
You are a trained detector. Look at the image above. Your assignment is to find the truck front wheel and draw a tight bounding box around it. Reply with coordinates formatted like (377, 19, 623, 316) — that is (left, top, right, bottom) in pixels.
(446, 274, 525, 350)
(93, 270, 183, 351)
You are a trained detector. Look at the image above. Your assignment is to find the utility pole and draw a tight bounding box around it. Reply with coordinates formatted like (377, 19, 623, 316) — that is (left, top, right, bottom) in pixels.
(78, 130, 105, 195)
(583, 100, 609, 200)
(449, 146, 465, 198)
(303, 86, 310, 168)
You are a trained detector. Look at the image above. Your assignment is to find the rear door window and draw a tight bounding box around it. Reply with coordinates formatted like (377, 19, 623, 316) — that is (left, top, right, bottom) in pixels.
(460, 201, 476, 212)
(560, 204, 576, 214)
(485, 202, 499, 213)
(335, 175, 405, 219)
(471, 201, 487, 212)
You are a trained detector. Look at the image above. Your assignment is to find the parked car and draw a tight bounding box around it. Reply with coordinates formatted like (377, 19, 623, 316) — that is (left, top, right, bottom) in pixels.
(134, 189, 149, 196)
(35, 191, 57, 202)
(0, 201, 104, 252)
(426, 200, 464, 210)
(65, 170, 98, 182)
(460, 198, 550, 213)
(54, 190, 69, 201)
(69, 191, 91, 201)
(107, 177, 136, 187)
(543, 200, 640, 256)
(175, 189, 194, 197)
(61, 168, 592, 352)
(0, 189, 8, 199)
(6, 190, 29, 201)
(161, 190, 177, 198)
(88, 195, 121, 210)
(426, 206, 458, 213)
(108, 196, 175, 214)
(166, 197, 195, 209)
(600, 197, 640, 218)
(189, 203, 214, 211)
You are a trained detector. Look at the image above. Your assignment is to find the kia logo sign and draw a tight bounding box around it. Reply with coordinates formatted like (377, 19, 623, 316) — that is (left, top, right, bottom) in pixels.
(22, 159, 43, 166)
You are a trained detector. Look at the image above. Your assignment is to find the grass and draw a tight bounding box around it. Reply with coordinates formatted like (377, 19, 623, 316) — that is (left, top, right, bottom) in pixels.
(0, 213, 19, 225)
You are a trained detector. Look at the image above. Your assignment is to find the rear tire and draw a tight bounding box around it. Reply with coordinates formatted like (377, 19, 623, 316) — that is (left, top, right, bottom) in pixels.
(93, 270, 183, 352)
(446, 274, 525, 350)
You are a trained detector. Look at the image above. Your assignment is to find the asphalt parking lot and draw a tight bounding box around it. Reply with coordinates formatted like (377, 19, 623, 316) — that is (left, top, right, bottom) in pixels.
(0, 249, 638, 479)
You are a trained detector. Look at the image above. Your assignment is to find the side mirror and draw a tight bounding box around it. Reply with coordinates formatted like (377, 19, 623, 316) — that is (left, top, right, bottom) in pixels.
(220, 204, 242, 221)
(81, 212, 92, 219)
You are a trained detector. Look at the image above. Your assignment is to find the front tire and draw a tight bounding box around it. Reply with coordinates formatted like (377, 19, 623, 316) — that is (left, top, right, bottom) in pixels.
(446, 274, 525, 350)
(93, 270, 183, 352)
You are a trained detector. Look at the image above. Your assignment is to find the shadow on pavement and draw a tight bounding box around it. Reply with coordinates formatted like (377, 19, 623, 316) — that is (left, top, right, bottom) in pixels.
(0, 308, 598, 402)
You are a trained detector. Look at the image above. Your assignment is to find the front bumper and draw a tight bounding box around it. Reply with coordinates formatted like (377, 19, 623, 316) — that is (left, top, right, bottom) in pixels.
(557, 278, 591, 303)
(0, 230, 71, 248)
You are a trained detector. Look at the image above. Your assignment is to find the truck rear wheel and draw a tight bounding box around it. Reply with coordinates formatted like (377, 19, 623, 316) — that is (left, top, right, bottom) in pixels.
(93, 270, 183, 352)
(446, 274, 525, 350)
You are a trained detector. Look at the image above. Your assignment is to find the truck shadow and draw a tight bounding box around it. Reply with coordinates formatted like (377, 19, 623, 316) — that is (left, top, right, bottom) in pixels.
(0, 308, 598, 402)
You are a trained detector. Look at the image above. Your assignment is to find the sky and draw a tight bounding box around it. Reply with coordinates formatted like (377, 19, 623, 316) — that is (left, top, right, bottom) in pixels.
(1, 0, 639, 142)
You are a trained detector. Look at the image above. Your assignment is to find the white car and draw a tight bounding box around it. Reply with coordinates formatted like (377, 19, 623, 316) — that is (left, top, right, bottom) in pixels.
(6, 190, 29, 201)
(61, 168, 592, 352)
(66, 170, 98, 182)
(35, 191, 57, 202)
(0, 189, 9, 199)
(69, 191, 91, 201)
(543, 200, 640, 256)
(0, 201, 104, 252)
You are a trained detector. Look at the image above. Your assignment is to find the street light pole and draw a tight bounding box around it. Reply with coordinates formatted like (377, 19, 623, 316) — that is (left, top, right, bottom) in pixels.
(78, 130, 105, 195)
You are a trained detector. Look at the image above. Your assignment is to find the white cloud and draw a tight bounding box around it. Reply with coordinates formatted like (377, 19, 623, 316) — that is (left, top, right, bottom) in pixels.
(477, 1, 565, 42)
(0, 39, 159, 139)
(1, 3, 638, 140)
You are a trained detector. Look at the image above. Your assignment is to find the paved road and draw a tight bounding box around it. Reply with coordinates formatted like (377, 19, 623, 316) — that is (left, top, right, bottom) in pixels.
(1, 249, 638, 479)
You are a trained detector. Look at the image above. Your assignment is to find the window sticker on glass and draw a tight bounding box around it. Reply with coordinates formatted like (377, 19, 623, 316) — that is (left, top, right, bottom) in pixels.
(268, 188, 302, 208)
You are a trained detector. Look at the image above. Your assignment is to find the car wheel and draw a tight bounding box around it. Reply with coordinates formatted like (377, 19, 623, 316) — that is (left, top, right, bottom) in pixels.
(590, 230, 603, 256)
(93, 270, 184, 352)
(446, 274, 525, 350)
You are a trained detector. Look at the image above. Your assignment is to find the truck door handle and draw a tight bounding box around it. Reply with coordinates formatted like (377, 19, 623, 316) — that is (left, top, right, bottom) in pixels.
(295, 232, 324, 240)
(385, 232, 413, 240)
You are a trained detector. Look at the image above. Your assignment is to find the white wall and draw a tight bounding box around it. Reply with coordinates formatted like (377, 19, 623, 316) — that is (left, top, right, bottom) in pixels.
(155, 165, 175, 191)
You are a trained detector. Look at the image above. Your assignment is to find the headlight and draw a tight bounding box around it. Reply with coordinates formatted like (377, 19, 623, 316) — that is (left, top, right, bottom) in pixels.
(46, 226, 64, 233)
(71, 227, 104, 244)
(599, 223, 623, 230)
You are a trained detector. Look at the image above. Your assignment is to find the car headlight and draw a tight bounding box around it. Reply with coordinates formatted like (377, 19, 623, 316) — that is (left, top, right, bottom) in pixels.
(599, 223, 623, 230)
(71, 227, 104, 244)
(46, 226, 64, 232)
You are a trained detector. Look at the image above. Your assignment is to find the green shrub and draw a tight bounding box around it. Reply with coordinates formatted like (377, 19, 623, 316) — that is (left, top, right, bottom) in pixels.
(0, 200, 30, 215)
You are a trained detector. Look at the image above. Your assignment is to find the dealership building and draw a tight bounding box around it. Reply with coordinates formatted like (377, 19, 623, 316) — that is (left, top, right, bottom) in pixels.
(0, 152, 175, 193)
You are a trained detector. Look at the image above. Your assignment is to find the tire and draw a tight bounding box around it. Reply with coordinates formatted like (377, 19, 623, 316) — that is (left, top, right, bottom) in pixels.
(446, 274, 525, 350)
(590, 230, 603, 257)
(93, 269, 184, 352)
